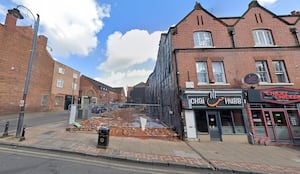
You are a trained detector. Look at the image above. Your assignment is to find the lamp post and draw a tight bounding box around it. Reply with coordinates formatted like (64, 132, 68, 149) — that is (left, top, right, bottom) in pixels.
(8, 5, 40, 137)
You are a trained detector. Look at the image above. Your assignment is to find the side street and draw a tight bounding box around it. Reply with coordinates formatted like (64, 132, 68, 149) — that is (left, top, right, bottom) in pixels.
(0, 111, 300, 174)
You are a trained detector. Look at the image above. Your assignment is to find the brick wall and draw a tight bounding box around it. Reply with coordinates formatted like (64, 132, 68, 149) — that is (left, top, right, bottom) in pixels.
(1, 14, 53, 114)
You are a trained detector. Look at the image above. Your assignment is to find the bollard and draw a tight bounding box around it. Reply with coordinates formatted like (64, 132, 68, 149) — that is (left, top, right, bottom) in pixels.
(2, 121, 9, 137)
(19, 126, 26, 141)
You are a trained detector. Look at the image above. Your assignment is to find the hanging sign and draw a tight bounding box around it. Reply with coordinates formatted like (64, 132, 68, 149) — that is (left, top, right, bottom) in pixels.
(244, 73, 260, 84)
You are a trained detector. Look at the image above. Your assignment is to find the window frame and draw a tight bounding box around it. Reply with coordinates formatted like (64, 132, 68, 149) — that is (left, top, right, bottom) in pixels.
(272, 60, 289, 83)
(57, 79, 64, 88)
(212, 61, 226, 84)
(253, 29, 274, 46)
(256, 61, 271, 83)
(58, 67, 65, 74)
(196, 61, 209, 84)
(193, 31, 213, 48)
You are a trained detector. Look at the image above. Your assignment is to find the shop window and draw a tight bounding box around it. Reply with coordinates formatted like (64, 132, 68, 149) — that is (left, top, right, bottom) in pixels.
(288, 111, 300, 138)
(195, 110, 208, 133)
(220, 110, 245, 134)
(220, 111, 234, 134)
(232, 110, 246, 134)
(193, 31, 213, 48)
(272, 60, 289, 83)
(252, 110, 266, 136)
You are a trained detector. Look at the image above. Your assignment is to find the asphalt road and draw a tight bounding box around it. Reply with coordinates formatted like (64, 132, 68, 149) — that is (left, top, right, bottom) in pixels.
(0, 145, 230, 174)
(0, 111, 70, 134)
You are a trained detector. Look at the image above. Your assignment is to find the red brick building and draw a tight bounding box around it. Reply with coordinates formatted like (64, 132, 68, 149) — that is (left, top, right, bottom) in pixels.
(0, 13, 55, 114)
(79, 75, 126, 106)
(0, 13, 80, 114)
(146, 1, 300, 144)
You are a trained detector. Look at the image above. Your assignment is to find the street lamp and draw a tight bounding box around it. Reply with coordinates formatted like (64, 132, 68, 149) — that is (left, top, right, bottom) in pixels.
(8, 5, 40, 137)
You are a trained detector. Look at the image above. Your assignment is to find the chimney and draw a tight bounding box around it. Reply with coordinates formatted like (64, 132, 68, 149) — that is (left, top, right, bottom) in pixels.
(38, 35, 48, 49)
(5, 13, 17, 31)
(291, 10, 300, 15)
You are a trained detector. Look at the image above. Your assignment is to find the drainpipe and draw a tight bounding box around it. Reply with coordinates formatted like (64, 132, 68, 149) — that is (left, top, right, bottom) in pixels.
(228, 27, 236, 48)
(173, 49, 184, 139)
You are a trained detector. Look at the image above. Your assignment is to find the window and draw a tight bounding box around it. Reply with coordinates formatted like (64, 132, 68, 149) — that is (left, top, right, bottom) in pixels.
(72, 82, 77, 90)
(55, 96, 64, 106)
(220, 110, 246, 134)
(57, 79, 64, 88)
(41, 95, 48, 106)
(73, 73, 78, 79)
(272, 60, 289, 83)
(193, 31, 213, 47)
(256, 61, 270, 83)
(212, 62, 226, 83)
(232, 110, 246, 134)
(253, 29, 274, 46)
(196, 62, 208, 84)
(58, 67, 65, 74)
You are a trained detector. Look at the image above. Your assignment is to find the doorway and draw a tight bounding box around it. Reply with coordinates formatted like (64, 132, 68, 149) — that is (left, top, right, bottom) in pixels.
(264, 110, 291, 141)
(64, 95, 72, 110)
(207, 111, 222, 141)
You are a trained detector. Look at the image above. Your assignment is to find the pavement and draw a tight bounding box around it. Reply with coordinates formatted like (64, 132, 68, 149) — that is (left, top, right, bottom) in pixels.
(0, 112, 300, 174)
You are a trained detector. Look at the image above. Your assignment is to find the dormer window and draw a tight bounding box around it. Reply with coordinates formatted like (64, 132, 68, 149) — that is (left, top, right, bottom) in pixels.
(253, 29, 274, 46)
(193, 31, 213, 48)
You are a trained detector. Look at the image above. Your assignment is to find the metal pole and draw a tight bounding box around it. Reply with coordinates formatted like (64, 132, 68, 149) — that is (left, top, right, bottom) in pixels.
(16, 14, 40, 137)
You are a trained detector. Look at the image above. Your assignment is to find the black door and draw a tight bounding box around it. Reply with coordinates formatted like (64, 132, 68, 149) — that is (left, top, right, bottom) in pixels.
(64, 95, 72, 110)
(207, 111, 222, 141)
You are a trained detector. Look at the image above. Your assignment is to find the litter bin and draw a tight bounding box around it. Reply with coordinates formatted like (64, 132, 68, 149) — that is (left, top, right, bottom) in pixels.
(97, 126, 110, 148)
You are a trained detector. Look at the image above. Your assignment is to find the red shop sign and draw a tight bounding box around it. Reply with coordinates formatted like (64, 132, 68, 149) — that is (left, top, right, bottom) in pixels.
(260, 87, 300, 104)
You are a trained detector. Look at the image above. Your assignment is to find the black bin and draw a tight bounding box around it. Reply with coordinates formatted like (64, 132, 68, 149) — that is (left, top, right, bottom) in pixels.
(97, 126, 110, 148)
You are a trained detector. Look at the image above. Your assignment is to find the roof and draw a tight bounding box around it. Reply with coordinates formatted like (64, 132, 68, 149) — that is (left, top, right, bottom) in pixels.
(81, 75, 123, 93)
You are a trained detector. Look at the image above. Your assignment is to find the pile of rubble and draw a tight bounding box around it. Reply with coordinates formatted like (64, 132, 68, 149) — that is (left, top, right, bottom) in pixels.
(67, 108, 178, 140)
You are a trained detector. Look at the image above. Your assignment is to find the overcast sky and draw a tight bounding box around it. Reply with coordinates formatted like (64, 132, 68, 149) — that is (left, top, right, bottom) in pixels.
(0, 0, 299, 88)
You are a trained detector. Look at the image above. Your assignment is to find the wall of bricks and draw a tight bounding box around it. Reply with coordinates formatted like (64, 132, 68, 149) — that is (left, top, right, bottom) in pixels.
(0, 14, 54, 114)
(80, 75, 126, 106)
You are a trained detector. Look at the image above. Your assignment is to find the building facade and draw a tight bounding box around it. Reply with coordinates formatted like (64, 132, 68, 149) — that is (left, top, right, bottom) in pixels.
(50, 61, 80, 111)
(0, 13, 80, 114)
(79, 75, 126, 106)
(146, 1, 300, 144)
(0, 13, 54, 114)
(127, 82, 146, 103)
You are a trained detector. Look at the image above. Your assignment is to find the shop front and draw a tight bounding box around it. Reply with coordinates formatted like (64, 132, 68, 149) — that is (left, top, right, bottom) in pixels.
(182, 89, 248, 143)
(247, 87, 300, 145)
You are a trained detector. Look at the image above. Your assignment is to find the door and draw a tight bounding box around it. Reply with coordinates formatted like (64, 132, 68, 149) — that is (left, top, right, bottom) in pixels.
(272, 111, 291, 141)
(207, 111, 221, 141)
(264, 110, 291, 141)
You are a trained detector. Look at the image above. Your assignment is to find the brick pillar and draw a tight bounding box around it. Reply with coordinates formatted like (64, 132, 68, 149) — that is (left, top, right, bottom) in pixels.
(5, 13, 17, 31)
